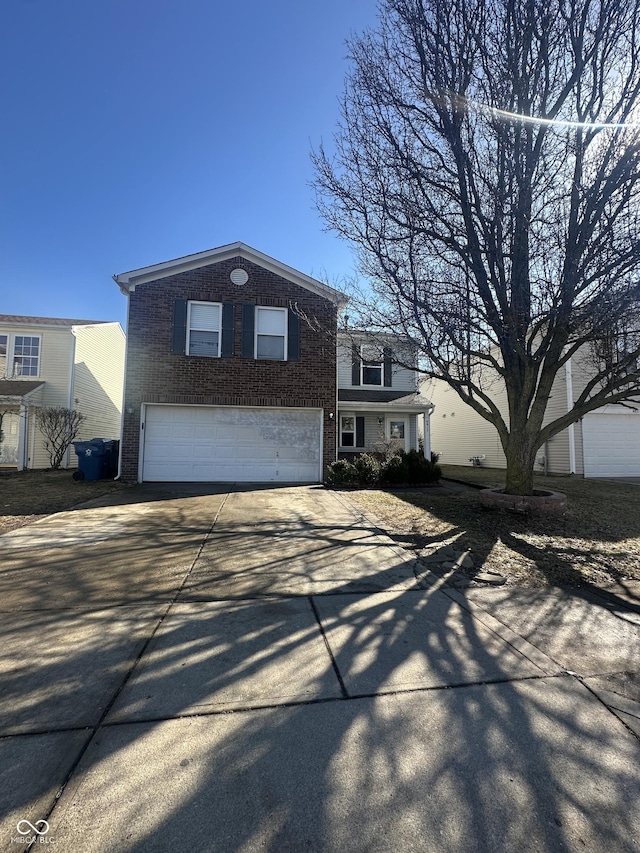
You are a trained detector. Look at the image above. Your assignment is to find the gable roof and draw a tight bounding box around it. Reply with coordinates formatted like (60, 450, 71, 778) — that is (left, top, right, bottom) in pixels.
(113, 241, 347, 305)
(0, 315, 109, 328)
(0, 380, 45, 400)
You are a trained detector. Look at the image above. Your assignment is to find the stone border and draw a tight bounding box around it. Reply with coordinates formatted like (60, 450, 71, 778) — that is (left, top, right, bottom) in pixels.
(479, 487, 567, 514)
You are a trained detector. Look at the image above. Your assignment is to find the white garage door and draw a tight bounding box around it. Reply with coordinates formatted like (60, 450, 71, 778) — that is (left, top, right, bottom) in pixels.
(142, 405, 322, 483)
(582, 410, 640, 477)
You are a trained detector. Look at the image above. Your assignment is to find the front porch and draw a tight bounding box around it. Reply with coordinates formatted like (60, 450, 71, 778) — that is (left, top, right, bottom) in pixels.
(0, 380, 44, 469)
(337, 392, 433, 460)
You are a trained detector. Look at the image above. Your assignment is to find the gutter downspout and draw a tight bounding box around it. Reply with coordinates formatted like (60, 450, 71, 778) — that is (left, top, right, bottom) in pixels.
(114, 278, 130, 480)
(565, 355, 576, 475)
(424, 403, 434, 458)
(67, 328, 78, 469)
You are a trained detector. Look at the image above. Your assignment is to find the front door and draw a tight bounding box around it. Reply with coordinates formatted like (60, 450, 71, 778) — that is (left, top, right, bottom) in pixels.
(386, 417, 408, 453)
(0, 411, 20, 466)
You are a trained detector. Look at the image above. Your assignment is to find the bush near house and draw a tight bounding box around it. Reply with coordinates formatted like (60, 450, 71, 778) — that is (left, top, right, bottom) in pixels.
(327, 450, 442, 488)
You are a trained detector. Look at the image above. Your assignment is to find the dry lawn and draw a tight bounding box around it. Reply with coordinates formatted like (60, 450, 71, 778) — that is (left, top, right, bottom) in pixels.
(348, 465, 640, 588)
(0, 469, 131, 535)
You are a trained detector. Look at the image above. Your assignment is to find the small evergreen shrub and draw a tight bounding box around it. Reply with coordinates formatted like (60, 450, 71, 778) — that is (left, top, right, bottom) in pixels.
(404, 449, 441, 484)
(326, 459, 359, 486)
(353, 453, 381, 486)
(328, 449, 442, 488)
(380, 454, 409, 484)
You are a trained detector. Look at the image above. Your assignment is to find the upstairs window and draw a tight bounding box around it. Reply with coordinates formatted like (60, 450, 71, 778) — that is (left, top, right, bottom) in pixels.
(0, 335, 7, 376)
(361, 345, 383, 386)
(187, 302, 221, 357)
(256, 307, 287, 360)
(13, 336, 40, 376)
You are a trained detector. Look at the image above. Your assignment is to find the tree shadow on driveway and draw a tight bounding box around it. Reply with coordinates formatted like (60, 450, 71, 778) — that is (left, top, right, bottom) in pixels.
(0, 485, 639, 851)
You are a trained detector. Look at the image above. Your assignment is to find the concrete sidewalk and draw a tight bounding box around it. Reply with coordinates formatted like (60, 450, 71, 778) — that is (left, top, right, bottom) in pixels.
(0, 485, 638, 852)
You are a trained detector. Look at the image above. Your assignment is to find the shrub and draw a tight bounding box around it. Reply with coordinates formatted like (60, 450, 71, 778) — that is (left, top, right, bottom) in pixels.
(353, 453, 381, 486)
(431, 450, 441, 464)
(404, 449, 442, 484)
(326, 459, 359, 486)
(380, 453, 409, 484)
(328, 449, 442, 488)
(380, 449, 442, 486)
(37, 407, 87, 469)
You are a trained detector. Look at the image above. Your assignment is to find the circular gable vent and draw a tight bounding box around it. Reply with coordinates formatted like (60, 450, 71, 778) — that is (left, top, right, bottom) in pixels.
(230, 268, 249, 286)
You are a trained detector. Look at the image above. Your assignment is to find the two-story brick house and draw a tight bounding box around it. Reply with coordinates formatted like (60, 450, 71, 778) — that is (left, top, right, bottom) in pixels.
(115, 243, 346, 483)
(337, 331, 433, 460)
(0, 316, 125, 469)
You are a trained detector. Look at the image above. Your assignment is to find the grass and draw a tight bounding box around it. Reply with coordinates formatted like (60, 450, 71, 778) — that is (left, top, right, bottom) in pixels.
(348, 464, 640, 589)
(0, 469, 131, 535)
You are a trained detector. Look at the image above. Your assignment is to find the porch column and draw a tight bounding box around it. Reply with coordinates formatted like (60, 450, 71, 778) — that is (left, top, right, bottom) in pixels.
(18, 403, 27, 471)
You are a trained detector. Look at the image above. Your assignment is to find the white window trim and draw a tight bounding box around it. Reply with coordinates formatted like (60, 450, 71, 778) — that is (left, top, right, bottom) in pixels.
(0, 334, 8, 379)
(386, 415, 409, 451)
(255, 306, 288, 361)
(339, 411, 356, 448)
(3, 333, 42, 378)
(186, 301, 222, 358)
(360, 344, 383, 387)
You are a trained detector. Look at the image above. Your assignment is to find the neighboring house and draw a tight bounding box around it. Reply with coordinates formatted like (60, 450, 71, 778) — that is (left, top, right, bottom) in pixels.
(0, 316, 125, 469)
(337, 331, 433, 460)
(423, 349, 640, 477)
(114, 243, 345, 483)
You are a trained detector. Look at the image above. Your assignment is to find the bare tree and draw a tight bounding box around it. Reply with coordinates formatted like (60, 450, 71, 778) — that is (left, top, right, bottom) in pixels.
(313, 0, 640, 495)
(37, 407, 87, 470)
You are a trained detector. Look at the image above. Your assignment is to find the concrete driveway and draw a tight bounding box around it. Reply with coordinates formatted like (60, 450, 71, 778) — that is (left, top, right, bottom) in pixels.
(0, 484, 639, 852)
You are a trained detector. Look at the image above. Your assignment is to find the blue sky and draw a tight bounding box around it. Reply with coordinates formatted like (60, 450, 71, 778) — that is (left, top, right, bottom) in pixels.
(1, 0, 378, 329)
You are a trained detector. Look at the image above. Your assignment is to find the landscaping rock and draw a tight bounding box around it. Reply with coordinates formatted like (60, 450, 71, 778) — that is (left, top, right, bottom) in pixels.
(474, 571, 507, 585)
(454, 551, 474, 570)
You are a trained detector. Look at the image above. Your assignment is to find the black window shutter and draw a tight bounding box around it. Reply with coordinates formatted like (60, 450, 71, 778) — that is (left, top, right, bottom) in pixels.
(221, 303, 235, 357)
(287, 309, 300, 360)
(383, 347, 393, 387)
(351, 345, 361, 386)
(355, 416, 365, 447)
(172, 299, 187, 354)
(242, 304, 255, 358)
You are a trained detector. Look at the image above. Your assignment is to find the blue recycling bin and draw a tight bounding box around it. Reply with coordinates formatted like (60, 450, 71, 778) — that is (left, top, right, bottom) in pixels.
(72, 439, 113, 481)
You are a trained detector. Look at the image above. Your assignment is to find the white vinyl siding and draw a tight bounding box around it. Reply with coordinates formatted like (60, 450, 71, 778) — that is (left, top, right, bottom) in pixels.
(187, 302, 221, 358)
(426, 361, 585, 475)
(426, 379, 509, 469)
(0, 321, 125, 470)
(72, 323, 125, 450)
(28, 328, 76, 469)
(337, 337, 419, 391)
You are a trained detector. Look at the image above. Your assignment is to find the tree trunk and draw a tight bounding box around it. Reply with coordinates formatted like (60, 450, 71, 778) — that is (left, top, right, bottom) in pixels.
(504, 432, 537, 495)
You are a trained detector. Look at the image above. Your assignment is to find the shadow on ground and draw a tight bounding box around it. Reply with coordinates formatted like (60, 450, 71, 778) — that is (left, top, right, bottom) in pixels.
(0, 485, 638, 851)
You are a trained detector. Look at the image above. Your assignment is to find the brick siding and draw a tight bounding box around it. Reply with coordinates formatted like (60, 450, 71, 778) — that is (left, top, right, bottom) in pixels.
(121, 256, 337, 481)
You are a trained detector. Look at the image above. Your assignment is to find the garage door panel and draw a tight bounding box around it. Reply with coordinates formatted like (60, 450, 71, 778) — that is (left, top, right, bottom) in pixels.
(142, 406, 322, 482)
(583, 412, 640, 477)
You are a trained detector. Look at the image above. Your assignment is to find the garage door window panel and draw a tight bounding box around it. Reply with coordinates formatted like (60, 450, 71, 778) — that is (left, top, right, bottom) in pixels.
(187, 302, 221, 357)
(256, 308, 287, 360)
